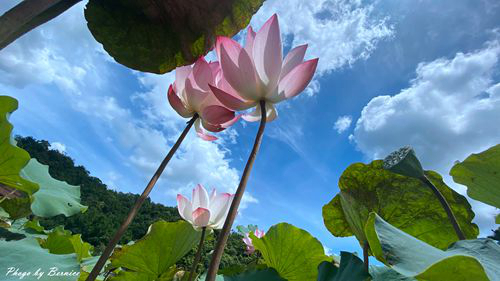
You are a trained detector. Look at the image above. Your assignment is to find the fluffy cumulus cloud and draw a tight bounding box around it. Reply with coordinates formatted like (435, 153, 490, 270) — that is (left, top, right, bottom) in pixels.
(351, 42, 500, 233)
(251, 0, 394, 94)
(0, 1, 108, 95)
(334, 115, 352, 133)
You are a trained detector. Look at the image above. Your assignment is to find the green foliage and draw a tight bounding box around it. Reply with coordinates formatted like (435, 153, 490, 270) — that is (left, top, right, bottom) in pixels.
(369, 266, 416, 281)
(222, 268, 285, 281)
(84, 0, 265, 74)
(109, 220, 201, 281)
(39, 226, 94, 262)
(365, 213, 500, 281)
(16, 136, 255, 272)
(0, 238, 81, 281)
(22, 158, 87, 217)
(450, 144, 500, 209)
(251, 223, 329, 281)
(0, 96, 39, 219)
(317, 252, 370, 281)
(322, 160, 478, 250)
(16, 136, 182, 250)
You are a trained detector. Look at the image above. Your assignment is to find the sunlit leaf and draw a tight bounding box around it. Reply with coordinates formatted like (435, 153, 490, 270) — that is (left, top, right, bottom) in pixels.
(0, 238, 80, 281)
(322, 195, 353, 237)
(369, 266, 416, 281)
(365, 213, 500, 281)
(39, 226, 93, 262)
(85, 0, 265, 74)
(0, 96, 38, 196)
(323, 160, 478, 250)
(251, 223, 329, 281)
(317, 252, 370, 281)
(450, 144, 500, 209)
(109, 220, 201, 280)
(21, 158, 87, 217)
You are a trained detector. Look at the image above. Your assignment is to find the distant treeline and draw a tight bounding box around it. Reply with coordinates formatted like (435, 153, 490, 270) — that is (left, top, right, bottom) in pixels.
(16, 136, 257, 271)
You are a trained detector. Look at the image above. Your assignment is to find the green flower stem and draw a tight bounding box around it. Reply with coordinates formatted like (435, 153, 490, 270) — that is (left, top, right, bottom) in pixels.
(205, 100, 267, 281)
(363, 242, 369, 272)
(188, 227, 207, 281)
(86, 115, 198, 281)
(420, 175, 466, 240)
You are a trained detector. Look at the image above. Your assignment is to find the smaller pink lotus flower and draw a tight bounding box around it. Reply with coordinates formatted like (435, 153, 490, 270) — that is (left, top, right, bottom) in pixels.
(177, 184, 234, 230)
(209, 14, 319, 122)
(242, 228, 265, 254)
(168, 57, 239, 141)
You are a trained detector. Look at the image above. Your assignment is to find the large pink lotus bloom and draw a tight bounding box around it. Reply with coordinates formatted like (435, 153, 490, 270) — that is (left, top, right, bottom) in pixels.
(177, 184, 235, 230)
(242, 228, 265, 254)
(168, 57, 239, 140)
(209, 14, 319, 122)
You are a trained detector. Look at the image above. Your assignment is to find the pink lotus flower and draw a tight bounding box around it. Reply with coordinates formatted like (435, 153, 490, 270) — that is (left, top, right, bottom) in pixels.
(242, 228, 265, 254)
(168, 57, 239, 141)
(209, 14, 319, 122)
(177, 184, 235, 230)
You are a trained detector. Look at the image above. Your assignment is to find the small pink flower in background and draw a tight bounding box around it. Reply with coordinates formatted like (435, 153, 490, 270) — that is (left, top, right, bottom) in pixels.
(242, 228, 265, 254)
(177, 184, 234, 230)
(168, 57, 239, 141)
(209, 14, 319, 122)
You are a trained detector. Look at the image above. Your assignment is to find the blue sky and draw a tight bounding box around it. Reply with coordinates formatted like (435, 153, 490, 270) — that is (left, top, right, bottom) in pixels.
(1, 0, 499, 256)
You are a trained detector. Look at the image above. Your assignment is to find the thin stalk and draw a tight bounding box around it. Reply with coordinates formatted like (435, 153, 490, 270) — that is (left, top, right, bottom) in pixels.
(86, 115, 198, 281)
(363, 242, 369, 272)
(420, 175, 466, 240)
(0, 0, 81, 50)
(205, 101, 267, 281)
(0, 189, 18, 203)
(188, 227, 207, 281)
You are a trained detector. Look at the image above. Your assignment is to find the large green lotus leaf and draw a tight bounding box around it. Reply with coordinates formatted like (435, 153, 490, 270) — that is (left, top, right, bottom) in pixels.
(250, 223, 329, 281)
(323, 160, 478, 249)
(317, 252, 370, 281)
(39, 226, 93, 262)
(0, 96, 38, 195)
(21, 158, 87, 217)
(369, 266, 416, 281)
(322, 195, 353, 237)
(450, 144, 500, 209)
(365, 213, 500, 281)
(0, 238, 81, 281)
(85, 0, 265, 74)
(109, 220, 201, 280)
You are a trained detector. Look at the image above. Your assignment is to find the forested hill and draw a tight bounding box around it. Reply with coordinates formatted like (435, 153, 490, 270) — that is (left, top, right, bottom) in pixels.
(16, 136, 256, 270)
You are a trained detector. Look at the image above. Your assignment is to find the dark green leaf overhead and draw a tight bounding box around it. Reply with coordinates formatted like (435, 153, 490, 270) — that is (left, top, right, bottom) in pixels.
(85, 0, 265, 74)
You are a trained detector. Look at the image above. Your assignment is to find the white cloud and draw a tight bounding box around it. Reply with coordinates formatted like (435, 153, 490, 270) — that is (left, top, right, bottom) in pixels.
(49, 142, 66, 153)
(251, 0, 394, 97)
(351, 42, 500, 234)
(334, 115, 352, 133)
(0, 1, 108, 95)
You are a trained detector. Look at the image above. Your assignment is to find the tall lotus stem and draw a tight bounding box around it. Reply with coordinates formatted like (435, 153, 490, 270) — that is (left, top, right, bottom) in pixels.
(86, 115, 198, 281)
(205, 101, 267, 281)
(188, 227, 207, 281)
(363, 242, 369, 272)
(420, 176, 465, 240)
